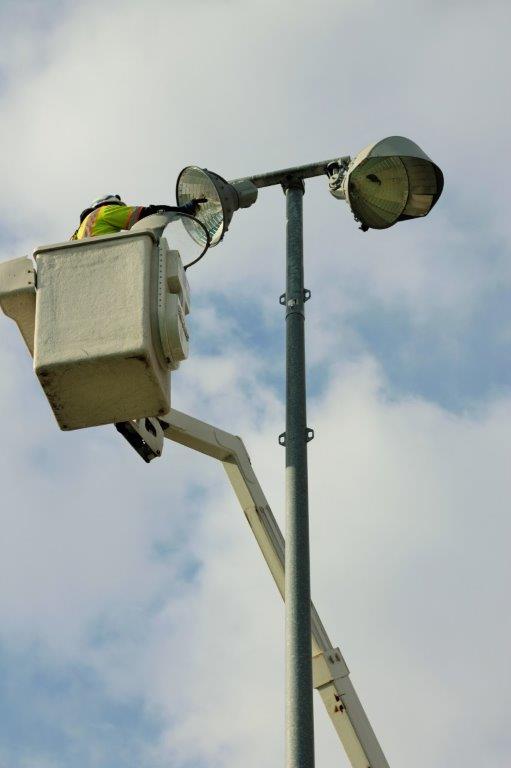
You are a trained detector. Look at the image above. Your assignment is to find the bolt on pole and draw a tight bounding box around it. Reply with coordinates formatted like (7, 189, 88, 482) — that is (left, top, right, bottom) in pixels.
(283, 179, 315, 768)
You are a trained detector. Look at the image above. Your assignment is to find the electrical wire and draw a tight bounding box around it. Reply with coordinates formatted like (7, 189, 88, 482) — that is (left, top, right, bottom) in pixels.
(179, 213, 211, 271)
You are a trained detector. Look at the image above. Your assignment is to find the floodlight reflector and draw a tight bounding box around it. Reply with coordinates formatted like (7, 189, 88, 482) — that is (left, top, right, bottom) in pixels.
(176, 167, 236, 247)
(336, 136, 444, 231)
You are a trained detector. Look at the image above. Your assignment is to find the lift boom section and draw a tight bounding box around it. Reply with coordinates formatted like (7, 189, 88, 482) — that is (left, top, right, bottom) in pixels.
(156, 409, 390, 768)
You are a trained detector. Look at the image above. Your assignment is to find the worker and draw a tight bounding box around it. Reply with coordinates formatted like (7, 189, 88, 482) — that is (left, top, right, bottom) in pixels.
(71, 194, 204, 240)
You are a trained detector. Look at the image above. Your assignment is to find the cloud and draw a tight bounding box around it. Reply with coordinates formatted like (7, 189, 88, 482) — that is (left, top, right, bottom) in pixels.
(141, 359, 511, 768)
(0, 0, 510, 766)
(2, 332, 510, 767)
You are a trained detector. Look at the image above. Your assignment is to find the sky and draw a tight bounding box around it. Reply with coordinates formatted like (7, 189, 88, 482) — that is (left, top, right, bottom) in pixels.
(0, 0, 510, 766)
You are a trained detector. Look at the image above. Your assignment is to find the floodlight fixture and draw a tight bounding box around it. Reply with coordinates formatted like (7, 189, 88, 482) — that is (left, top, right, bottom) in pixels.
(176, 166, 258, 247)
(327, 135, 444, 231)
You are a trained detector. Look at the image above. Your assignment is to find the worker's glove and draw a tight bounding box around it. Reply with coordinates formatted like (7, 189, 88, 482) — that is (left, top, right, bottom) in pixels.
(179, 198, 207, 217)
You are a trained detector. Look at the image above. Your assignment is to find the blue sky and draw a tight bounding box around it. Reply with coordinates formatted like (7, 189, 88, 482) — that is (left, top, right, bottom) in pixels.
(0, 1, 510, 767)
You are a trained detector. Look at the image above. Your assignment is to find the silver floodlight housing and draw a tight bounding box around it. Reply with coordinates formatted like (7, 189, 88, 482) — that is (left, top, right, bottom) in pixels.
(176, 166, 258, 247)
(327, 136, 444, 231)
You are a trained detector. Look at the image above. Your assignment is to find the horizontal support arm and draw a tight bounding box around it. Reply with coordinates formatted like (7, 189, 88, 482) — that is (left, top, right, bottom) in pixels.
(230, 155, 350, 189)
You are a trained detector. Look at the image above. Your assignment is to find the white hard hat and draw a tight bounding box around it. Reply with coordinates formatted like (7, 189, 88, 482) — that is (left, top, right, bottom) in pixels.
(90, 194, 124, 208)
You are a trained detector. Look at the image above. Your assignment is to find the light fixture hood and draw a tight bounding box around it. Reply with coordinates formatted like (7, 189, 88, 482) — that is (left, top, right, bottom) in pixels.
(336, 136, 444, 231)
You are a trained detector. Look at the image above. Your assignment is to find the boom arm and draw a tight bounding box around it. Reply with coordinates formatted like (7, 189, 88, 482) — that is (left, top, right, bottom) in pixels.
(159, 408, 390, 768)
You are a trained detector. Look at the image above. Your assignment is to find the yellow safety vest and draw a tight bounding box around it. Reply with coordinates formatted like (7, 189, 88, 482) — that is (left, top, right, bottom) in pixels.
(72, 204, 144, 240)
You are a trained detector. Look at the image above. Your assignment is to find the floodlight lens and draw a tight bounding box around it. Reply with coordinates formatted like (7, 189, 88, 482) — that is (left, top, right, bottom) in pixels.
(176, 167, 225, 247)
(340, 136, 444, 231)
(348, 156, 442, 230)
(348, 157, 409, 229)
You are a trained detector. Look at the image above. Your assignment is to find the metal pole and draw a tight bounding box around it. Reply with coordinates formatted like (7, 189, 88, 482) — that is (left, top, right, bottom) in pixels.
(283, 180, 315, 768)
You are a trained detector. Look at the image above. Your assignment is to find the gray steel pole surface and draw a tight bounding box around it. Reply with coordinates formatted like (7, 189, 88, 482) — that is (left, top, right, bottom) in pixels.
(284, 180, 315, 768)
(230, 154, 349, 189)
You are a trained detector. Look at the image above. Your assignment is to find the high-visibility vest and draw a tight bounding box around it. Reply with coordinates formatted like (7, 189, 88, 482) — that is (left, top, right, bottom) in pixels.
(72, 204, 144, 240)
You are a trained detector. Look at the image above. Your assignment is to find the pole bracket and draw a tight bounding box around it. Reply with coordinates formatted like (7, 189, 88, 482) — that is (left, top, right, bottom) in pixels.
(279, 429, 314, 446)
(279, 289, 311, 307)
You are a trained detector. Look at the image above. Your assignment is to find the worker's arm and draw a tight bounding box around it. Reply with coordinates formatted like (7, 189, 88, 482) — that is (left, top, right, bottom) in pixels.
(136, 200, 204, 222)
(102, 201, 204, 230)
(71, 200, 206, 240)
(90, 204, 185, 232)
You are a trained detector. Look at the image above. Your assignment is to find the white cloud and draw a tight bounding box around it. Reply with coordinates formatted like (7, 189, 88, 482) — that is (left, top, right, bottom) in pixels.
(75, 357, 511, 768)
(0, 0, 510, 766)
(3, 339, 510, 767)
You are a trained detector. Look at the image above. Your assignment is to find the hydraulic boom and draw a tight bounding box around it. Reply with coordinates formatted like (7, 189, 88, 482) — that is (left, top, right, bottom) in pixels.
(123, 410, 390, 768)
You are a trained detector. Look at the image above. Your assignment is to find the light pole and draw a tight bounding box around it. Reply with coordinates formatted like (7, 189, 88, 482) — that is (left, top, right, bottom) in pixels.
(175, 137, 444, 768)
(282, 178, 314, 768)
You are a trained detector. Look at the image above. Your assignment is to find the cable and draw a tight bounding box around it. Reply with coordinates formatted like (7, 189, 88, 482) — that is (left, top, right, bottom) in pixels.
(184, 251, 206, 271)
(179, 213, 211, 271)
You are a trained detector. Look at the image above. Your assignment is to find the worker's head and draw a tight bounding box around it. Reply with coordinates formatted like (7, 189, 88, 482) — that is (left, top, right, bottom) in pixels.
(79, 194, 125, 223)
(90, 194, 125, 209)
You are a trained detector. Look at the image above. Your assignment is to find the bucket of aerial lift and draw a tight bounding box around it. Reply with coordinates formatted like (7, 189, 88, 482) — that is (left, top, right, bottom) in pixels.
(33, 230, 170, 430)
(0, 216, 190, 431)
